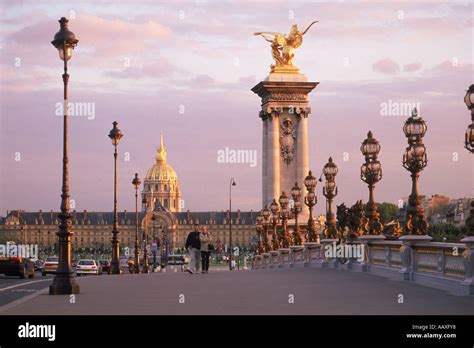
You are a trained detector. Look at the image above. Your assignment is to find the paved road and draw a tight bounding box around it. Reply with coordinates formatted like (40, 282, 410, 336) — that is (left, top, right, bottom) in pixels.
(0, 272, 54, 307)
(2, 267, 473, 315)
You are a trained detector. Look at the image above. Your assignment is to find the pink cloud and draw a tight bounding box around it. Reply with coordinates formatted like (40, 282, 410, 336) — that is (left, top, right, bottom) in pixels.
(403, 62, 422, 72)
(373, 58, 400, 75)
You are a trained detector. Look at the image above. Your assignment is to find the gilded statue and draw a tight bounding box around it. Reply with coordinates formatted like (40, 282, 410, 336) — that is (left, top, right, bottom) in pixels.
(254, 21, 318, 71)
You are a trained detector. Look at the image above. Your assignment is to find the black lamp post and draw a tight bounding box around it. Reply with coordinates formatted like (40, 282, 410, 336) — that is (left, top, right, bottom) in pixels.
(261, 206, 271, 252)
(132, 173, 141, 274)
(49, 17, 80, 295)
(108, 121, 123, 274)
(278, 191, 290, 248)
(269, 199, 280, 250)
(402, 108, 429, 235)
(291, 182, 303, 245)
(360, 131, 383, 235)
(464, 84, 474, 153)
(321, 157, 338, 239)
(304, 170, 318, 242)
(229, 178, 236, 270)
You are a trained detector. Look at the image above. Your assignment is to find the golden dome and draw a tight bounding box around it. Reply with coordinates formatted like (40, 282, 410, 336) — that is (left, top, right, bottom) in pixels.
(145, 132, 179, 183)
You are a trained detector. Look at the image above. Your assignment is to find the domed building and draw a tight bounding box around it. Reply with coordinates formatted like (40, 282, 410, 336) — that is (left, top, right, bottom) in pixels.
(142, 132, 182, 213)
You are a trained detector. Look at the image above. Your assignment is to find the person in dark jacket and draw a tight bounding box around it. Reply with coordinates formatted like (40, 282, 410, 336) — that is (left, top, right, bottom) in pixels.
(185, 224, 201, 274)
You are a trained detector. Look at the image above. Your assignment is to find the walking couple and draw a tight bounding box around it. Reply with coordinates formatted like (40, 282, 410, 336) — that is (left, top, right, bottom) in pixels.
(185, 223, 213, 274)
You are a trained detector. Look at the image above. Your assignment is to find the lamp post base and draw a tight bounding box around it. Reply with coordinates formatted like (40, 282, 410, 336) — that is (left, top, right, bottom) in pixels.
(49, 274, 80, 295)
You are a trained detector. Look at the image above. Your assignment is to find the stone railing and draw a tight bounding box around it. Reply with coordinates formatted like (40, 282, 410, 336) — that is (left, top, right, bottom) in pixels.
(252, 236, 474, 296)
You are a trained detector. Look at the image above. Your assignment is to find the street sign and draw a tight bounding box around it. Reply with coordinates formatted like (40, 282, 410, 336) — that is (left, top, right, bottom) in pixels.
(233, 246, 239, 256)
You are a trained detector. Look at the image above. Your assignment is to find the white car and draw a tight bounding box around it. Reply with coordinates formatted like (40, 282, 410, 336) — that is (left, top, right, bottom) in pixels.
(76, 259, 101, 276)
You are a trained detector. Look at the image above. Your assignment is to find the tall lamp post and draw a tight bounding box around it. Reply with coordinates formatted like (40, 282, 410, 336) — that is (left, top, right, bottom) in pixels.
(229, 178, 236, 270)
(50, 17, 80, 295)
(402, 108, 429, 235)
(291, 182, 303, 245)
(261, 206, 271, 252)
(108, 121, 123, 274)
(132, 173, 141, 274)
(321, 157, 338, 239)
(304, 170, 318, 242)
(360, 131, 383, 235)
(278, 192, 290, 248)
(269, 199, 280, 250)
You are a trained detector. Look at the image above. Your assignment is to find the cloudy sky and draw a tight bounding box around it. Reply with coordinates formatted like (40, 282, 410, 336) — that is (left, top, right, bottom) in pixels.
(0, 0, 472, 216)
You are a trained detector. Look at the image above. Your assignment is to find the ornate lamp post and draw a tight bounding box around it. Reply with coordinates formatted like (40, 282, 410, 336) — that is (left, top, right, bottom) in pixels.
(269, 199, 280, 250)
(229, 178, 237, 271)
(464, 84, 474, 153)
(261, 206, 271, 252)
(402, 108, 429, 235)
(278, 192, 290, 247)
(321, 157, 338, 239)
(291, 182, 303, 245)
(256, 213, 264, 255)
(304, 170, 318, 242)
(360, 131, 383, 235)
(132, 173, 141, 274)
(108, 121, 123, 274)
(49, 17, 80, 295)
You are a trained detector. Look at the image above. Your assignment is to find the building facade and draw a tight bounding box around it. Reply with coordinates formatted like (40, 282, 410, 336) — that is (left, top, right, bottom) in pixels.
(0, 135, 257, 255)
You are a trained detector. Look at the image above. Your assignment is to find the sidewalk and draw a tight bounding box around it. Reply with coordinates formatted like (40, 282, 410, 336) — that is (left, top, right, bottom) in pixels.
(3, 267, 473, 315)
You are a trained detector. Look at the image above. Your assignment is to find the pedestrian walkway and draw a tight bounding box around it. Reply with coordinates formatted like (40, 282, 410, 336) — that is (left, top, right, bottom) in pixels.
(3, 268, 473, 315)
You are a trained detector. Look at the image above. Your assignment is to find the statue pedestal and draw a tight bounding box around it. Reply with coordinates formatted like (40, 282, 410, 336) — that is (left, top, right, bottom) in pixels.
(252, 77, 318, 221)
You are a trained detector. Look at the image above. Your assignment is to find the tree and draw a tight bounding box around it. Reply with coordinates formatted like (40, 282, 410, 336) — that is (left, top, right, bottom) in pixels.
(429, 223, 463, 243)
(377, 203, 400, 224)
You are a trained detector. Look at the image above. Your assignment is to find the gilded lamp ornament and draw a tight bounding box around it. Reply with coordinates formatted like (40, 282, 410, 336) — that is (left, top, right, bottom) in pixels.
(270, 199, 280, 250)
(360, 131, 383, 235)
(402, 108, 429, 235)
(321, 157, 338, 239)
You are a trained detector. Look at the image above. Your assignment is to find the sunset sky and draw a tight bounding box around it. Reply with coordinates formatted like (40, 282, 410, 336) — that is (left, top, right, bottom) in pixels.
(0, 0, 472, 216)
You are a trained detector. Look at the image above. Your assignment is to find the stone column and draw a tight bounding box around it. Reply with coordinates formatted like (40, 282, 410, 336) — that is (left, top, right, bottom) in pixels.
(296, 112, 309, 221)
(262, 115, 268, 207)
(267, 112, 280, 206)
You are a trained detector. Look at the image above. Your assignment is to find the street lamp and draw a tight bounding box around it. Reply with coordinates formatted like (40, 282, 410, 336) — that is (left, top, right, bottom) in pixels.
(269, 199, 280, 250)
(132, 173, 141, 274)
(256, 213, 264, 255)
(278, 191, 290, 248)
(321, 157, 338, 239)
(402, 108, 429, 235)
(261, 206, 271, 252)
(291, 182, 303, 245)
(49, 17, 80, 295)
(108, 121, 123, 274)
(464, 84, 474, 153)
(360, 131, 383, 235)
(229, 178, 236, 270)
(304, 170, 318, 242)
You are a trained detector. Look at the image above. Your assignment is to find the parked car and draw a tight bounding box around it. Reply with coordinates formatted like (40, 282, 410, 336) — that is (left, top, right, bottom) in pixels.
(42, 257, 59, 276)
(99, 260, 111, 274)
(34, 259, 43, 272)
(76, 259, 101, 276)
(0, 256, 35, 278)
